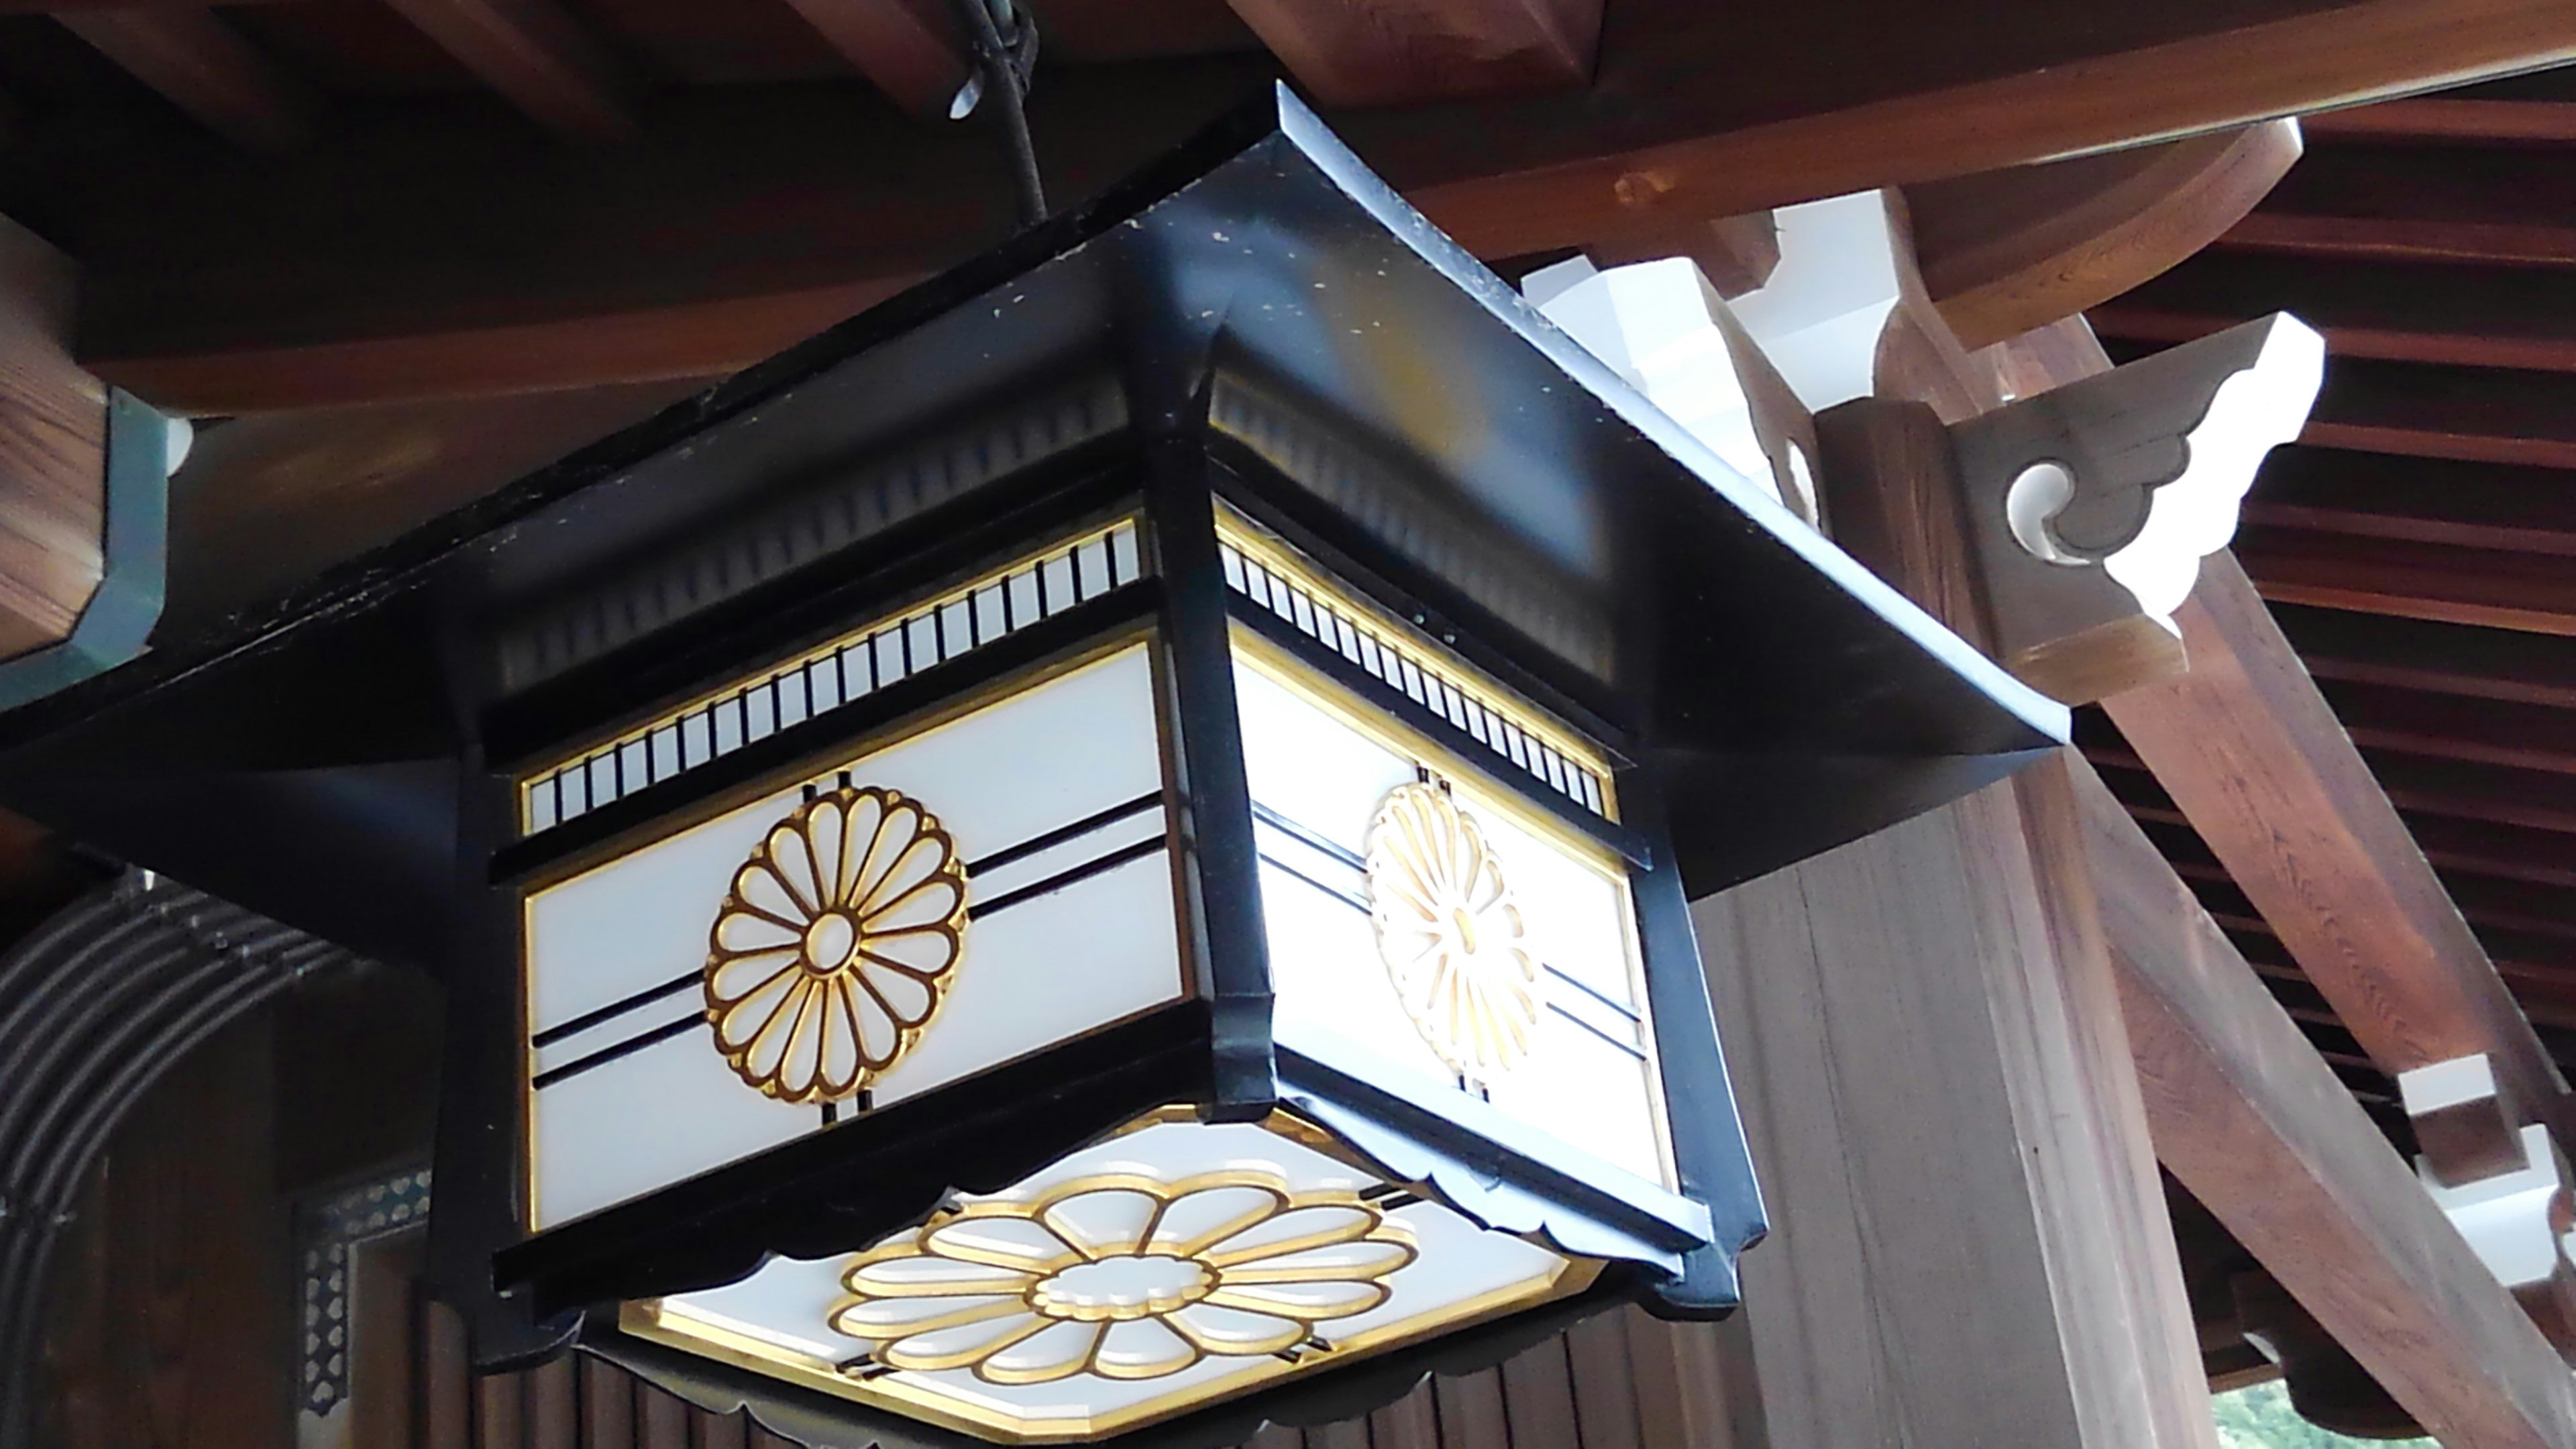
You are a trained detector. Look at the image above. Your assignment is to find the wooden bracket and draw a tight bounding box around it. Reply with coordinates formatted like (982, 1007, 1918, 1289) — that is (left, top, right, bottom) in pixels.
(1943, 313, 2323, 704)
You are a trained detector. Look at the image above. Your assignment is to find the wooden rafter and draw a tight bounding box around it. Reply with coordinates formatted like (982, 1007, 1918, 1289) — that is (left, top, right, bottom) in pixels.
(55, 7, 305, 150)
(2078, 759, 2576, 1448)
(2303, 94, 2576, 143)
(2271, 600, 2576, 712)
(2224, 144, 2576, 268)
(2237, 525, 2576, 636)
(2095, 250, 2576, 374)
(1222, 0, 1601, 106)
(776, 0, 965, 117)
(2102, 555, 2575, 1146)
(2294, 359, 2576, 470)
(2239, 449, 2576, 562)
(25, 0, 2576, 411)
(377, 0, 631, 140)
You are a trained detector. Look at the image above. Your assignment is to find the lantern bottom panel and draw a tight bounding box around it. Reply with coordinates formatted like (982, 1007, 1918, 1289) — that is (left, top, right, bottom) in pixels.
(619, 1110, 1601, 1444)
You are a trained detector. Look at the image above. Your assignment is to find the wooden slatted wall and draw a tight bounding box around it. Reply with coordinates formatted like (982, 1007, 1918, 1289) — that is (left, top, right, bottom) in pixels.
(409, 1302, 1761, 1449)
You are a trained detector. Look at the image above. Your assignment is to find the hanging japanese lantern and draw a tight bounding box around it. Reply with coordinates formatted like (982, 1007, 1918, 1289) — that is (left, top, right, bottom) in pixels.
(0, 87, 2061, 1449)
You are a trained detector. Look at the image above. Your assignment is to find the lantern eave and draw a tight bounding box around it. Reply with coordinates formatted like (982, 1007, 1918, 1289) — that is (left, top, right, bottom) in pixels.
(0, 83, 2057, 959)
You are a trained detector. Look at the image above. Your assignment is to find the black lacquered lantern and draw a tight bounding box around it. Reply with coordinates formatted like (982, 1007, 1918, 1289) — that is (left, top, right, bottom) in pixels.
(0, 88, 2060, 1449)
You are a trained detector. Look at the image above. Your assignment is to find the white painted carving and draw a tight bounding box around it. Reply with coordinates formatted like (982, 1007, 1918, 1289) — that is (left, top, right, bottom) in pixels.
(2402, 1055, 2576, 1318)
(1523, 254, 1785, 508)
(2100, 315, 2325, 623)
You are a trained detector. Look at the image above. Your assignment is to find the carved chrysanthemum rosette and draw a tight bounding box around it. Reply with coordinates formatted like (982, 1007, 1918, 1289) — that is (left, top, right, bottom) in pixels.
(828, 1172, 1417, 1385)
(704, 786, 967, 1103)
(1362, 782, 1541, 1077)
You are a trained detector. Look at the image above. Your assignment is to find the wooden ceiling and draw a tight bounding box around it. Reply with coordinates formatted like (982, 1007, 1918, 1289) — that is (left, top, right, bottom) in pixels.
(2, 0, 2572, 414)
(2086, 66, 2576, 1139)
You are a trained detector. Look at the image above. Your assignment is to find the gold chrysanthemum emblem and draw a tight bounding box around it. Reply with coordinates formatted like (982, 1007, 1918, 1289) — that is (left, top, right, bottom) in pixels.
(704, 786, 967, 1103)
(1364, 782, 1540, 1076)
(827, 1173, 1415, 1385)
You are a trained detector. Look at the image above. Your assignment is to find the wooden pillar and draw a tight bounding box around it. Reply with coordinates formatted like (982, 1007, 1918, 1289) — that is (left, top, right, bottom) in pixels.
(1693, 400, 2215, 1448)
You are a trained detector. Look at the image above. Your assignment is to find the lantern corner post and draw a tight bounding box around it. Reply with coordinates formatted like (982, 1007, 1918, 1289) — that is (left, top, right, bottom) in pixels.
(1137, 402, 1277, 1124)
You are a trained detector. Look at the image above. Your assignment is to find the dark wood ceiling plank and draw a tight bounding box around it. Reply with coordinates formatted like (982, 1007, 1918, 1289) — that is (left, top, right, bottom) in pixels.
(2093, 251, 2576, 373)
(30, 0, 2576, 409)
(2362, 753, 2576, 840)
(56, 7, 307, 150)
(1221, 0, 1601, 106)
(2315, 677, 2576, 776)
(2222, 142, 2576, 266)
(2238, 447, 2576, 562)
(2270, 598, 2576, 712)
(2237, 524, 2576, 636)
(2101, 553, 2575, 1149)
(2293, 358, 2576, 469)
(2078, 759, 2576, 1449)
(2422, 823, 2576, 898)
(775, 0, 965, 117)
(1905, 122, 2300, 351)
(376, 0, 631, 139)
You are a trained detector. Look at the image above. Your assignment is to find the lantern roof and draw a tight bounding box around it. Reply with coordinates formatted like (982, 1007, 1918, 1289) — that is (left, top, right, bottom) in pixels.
(0, 85, 2060, 969)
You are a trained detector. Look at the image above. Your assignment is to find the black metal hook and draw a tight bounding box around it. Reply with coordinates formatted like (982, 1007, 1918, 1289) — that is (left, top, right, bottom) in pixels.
(946, 0, 1047, 226)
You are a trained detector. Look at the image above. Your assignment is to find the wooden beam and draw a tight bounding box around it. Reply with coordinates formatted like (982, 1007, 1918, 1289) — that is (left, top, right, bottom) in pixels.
(2077, 759, 2576, 1448)
(2237, 525, 2576, 636)
(1905, 122, 2300, 351)
(1391, 0, 2576, 259)
(2101, 553, 2575, 1148)
(376, 0, 631, 140)
(54, 7, 304, 150)
(33, 0, 2576, 409)
(0, 217, 107, 663)
(776, 0, 967, 117)
(1222, 0, 1601, 106)
(2093, 252, 2576, 374)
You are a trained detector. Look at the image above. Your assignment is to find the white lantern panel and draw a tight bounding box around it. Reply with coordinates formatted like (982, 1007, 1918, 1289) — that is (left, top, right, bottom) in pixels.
(1230, 643, 1676, 1191)
(525, 644, 1183, 1230)
(630, 1118, 1595, 1442)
